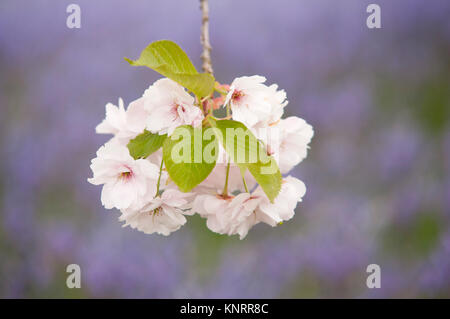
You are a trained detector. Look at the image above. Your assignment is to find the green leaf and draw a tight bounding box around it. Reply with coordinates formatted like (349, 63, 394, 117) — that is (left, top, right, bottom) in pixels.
(208, 118, 282, 202)
(125, 40, 215, 97)
(127, 130, 167, 159)
(163, 125, 218, 192)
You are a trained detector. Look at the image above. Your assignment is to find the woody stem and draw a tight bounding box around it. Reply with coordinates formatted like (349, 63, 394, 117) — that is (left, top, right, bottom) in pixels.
(200, 0, 213, 74)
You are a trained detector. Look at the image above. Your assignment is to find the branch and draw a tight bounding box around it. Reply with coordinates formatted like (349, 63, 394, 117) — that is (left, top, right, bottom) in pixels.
(200, 0, 213, 75)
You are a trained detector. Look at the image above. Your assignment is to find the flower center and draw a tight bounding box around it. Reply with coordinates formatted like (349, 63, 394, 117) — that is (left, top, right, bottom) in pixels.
(266, 144, 275, 156)
(231, 90, 244, 103)
(119, 170, 132, 180)
(173, 101, 187, 113)
(149, 206, 163, 219)
(216, 193, 234, 201)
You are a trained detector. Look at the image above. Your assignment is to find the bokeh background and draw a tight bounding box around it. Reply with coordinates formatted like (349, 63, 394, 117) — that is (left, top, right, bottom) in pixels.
(1, 0, 449, 298)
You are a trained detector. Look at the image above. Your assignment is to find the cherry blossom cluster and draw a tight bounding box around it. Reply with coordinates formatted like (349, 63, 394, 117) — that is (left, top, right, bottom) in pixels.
(88, 76, 313, 239)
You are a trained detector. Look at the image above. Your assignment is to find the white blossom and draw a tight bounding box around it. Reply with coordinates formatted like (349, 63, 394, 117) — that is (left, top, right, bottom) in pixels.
(254, 116, 314, 174)
(225, 75, 288, 128)
(95, 98, 128, 136)
(95, 97, 150, 142)
(88, 140, 160, 210)
(193, 193, 262, 239)
(253, 176, 306, 226)
(125, 96, 150, 137)
(143, 78, 203, 135)
(192, 176, 306, 239)
(120, 188, 193, 235)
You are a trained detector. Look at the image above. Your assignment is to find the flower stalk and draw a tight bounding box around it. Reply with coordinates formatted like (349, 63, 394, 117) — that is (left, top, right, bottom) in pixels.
(155, 158, 164, 197)
(222, 161, 231, 196)
(242, 175, 249, 193)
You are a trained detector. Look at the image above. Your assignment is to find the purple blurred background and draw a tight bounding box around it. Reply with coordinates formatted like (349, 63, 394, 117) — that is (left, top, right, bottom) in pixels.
(1, 0, 449, 298)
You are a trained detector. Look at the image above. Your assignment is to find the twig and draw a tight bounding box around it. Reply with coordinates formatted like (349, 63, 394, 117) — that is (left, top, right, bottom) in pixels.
(200, 0, 213, 74)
